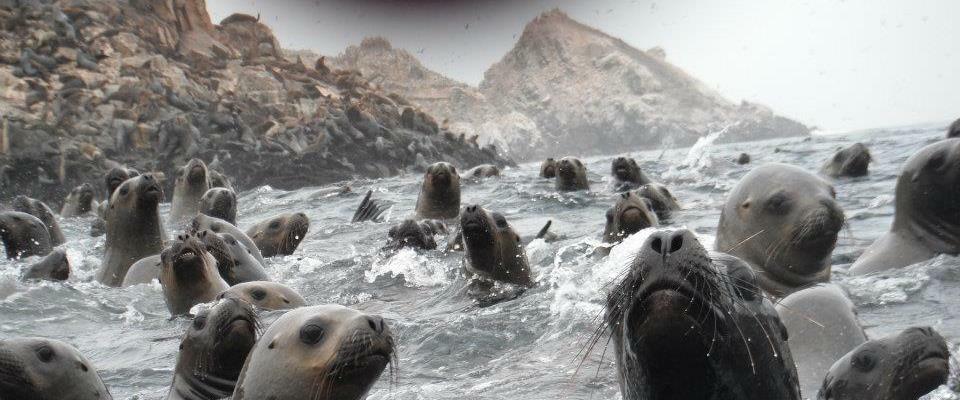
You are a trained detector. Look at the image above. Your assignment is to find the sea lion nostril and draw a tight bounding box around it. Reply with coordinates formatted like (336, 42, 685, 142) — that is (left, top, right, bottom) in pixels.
(670, 234, 683, 253)
(650, 237, 663, 254)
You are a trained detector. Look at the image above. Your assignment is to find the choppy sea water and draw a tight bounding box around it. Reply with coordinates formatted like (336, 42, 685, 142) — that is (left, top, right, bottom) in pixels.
(2, 126, 959, 400)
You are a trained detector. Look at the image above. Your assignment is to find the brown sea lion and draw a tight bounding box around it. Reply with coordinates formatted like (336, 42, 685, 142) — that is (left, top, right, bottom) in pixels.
(170, 158, 211, 225)
(0, 211, 52, 260)
(12, 195, 65, 246)
(198, 187, 237, 226)
(23, 249, 70, 281)
(459, 205, 532, 287)
(602, 192, 659, 248)
(384, 219, 438, 251)
(159, 233, 229, 316)
(636, 183, 681, 220)
(415, 162, 461, 219)
(555, 156, 589, 191)
(610, 156, 651, 191)
(0, 337, 112, 399)
(539, 158, 557, 178)
(96, 174, 165, 287)
(820, 142, 871, 178)
(218, 281, 306, 311)
(245, 213, 309, 257)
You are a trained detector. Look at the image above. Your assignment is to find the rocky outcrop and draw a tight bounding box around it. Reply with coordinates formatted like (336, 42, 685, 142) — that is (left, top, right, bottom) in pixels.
(0, 0, 509, 203)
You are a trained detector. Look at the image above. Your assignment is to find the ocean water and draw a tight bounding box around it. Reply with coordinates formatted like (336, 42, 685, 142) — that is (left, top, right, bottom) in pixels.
(1, 126, 959, 400)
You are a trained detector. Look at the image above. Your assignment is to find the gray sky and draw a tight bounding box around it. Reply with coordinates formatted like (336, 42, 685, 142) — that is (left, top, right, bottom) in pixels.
(208, 0, 960, 132)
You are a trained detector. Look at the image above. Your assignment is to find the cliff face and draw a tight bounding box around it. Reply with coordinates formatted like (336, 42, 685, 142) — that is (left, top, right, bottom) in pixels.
(0, 0, 508, 202)
(334, 10, 808, 161)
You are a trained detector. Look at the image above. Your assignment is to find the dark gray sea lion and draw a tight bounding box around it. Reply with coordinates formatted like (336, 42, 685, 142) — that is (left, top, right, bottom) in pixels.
(122, 254, 161, 286)
(776, 284, 867, 397)
(736, 153, 751, 165)
(12, 195, 65, 246)
(850, 139, 960, 275)
(947, 117, 960, 138)
(818, 327, 949, 400)
(384, 219, 438, 251)
(245, 213, 309, 257)
(820, 142, 871, 178)
(351, 190, 389, 223)
(198, 187, 237, 225)
(97, 174, 165, 287)
(159, 233, 229, 316)
(610, 156, 650, 191)
(555, 156, 589, 191)
(459, 205, 532, 287)
(0, 337, 112, 400)
(0, 211, 52, 260)
(171, 158, 211, 224)
(415, 162, 461, 219)
(218, 281, 306, 311)
(636, 183, 680, 220)
(604, 229, 801, 399)
(23, 249, 70, 281)
(602, 192, 659, 249)
(61, 183, 96, 217)
(191, 214, 266, 266)
(463, 164, 501, 181)
(539, 158, 557, 178)
(716, 163, 845, 297)
(198, 230, 269, 285)
(104, 166, 139, 200)
(167, 297, 258, 400)
(232, 305, 395, 400)
(208, 169, 233, 191)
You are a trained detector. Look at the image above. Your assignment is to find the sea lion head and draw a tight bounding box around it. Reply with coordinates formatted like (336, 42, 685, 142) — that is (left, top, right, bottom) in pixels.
(717, 163, 844, 296)
(218, 281, 307, 311)
(104, 167, 139, 199)
(819, 327, 949, 400)
(823, 143, 871, 178)
(424, 162, 459, 190)
(199, 187, 237, 225)
(891, 139, 960, 252)
(636, 183, 681, 220)
(540, 158, 557, 178)
(248, 213, 309, 257)
(66, 183, 96, 212)
(611, 156, 641, 183)
(178, 158, 209, 187)
(386, 219, 438, 251)
(605, 229, 800, 399)
(233, 305, 395, 400)
(459, 205, 531, 286)
(110, 173, 163, 209)
(0, 337, 111, 399)
(0, 211, 52, 260)
(603, 191, 659, 244)
(555, 156, 589, 191)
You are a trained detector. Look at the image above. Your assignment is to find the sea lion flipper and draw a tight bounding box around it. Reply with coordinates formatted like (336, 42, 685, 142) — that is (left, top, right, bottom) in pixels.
(351, 190, 388, 223)
(535, 220, 553, 239)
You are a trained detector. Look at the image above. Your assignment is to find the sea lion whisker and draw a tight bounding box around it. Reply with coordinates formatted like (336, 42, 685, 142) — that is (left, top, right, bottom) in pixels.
(725, 229, 765, 253)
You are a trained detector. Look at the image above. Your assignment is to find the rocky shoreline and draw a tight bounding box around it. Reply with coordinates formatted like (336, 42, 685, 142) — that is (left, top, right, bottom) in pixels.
(0, 0, 510, 204)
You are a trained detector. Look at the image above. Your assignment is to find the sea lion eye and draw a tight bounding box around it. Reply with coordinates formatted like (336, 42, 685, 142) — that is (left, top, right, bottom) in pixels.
(119, 187, 129, 196)
(193, 315, 207, 330)
(851, 351, 876, 372)
(299, 324, 325, 345)
(35, 346, 54, 362)
(269, 220, 281, 229)
(250, 289, 267, 301)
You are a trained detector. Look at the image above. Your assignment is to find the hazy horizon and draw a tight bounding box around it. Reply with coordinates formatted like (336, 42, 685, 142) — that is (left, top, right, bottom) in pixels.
(208, 0, 960, 133)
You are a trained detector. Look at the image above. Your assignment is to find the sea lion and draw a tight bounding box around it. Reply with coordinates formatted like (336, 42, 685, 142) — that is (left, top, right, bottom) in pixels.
(12, 195, 65, 246)
(96, 174, 165, 287)
(850, 139, 960, 275)
(218, 281, 306, 311)
(245, 213, 309, 257)
(555, 156, 589, 191)
(198, 187, 237, 225)
(716, 163, 845, 297)
(199, 230, 269, 285)
(818, 327, 949, 400)
(23, 249, 70, 281)
(459, 205, 533, 287)
(0, 337, 112, 400)
(463, 164, 501, 181)
(61, 183, 96, 217)
(736, 153, 751, 165)
(208, 169, 233, 191)
(776, 284, 867, 397)
(121, 254, 161, 286)
(351, 190, 389, 223)
(0, 211, 52, 259)
(159, 233, 229, 316)
(415, 162, 461, 219)
(636, 183, 681, 220)
(947, 117, 960, 138)
(167, 297, 258, 400)
(610, 156, 650, 191)
(384, 219, 438, 251)
(191, 214, 265, 265)
(820, 142, 871, 178)
(539, 158, 557, 178)
(601, 192, 659, 248)
(232, 304, 395, 400)
(170, 158, 211, 225)
(604, 229, 801, 399)
(104, 166, 139, 200)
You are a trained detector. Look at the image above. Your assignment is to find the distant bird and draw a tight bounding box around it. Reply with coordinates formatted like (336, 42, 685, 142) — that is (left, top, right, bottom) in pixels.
(464, 23, 469, 30)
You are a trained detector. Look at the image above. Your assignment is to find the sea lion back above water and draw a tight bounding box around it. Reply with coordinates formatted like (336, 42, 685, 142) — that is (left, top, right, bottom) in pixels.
(415, 162, 461, 219)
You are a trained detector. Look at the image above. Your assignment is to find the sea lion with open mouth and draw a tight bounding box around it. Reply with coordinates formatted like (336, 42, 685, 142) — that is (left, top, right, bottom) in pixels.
(159, 233, 229, 316)
(555, 156, 589, 191)
(610, 156, 651, 191)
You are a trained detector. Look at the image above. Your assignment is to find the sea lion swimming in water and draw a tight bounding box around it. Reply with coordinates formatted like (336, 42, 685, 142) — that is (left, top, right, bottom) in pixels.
(351, 190, 389, 223)
(12, 195, 65, 246)
(539, 158, 557, 178)
(384, 219, 440, 251)
(604, 229, 801, 400)
(167, 297, 259, 400)
(96, 174, 165, 287)
(61, 183, 96, 217)
(199, 230, 269, 285)
(0, 337, 112, 400)
(459, 205, 533, 287)
(23, 249, 70, 281)
(191, 214, 266, 266)
(555, 156, 589, 191)
(415, 162, 461, 219)
(610, 156, 651, 191)
(198, 187, 237, 225)
(218, 281, 306, 311)
(947, 117, 960, 138)
(159, 233, 229, 316)
(818, 327, 950, 400)
(636, 183, 681, 221)
(850, 139, 960, 275)
(820, 142, 871, 178)
(92, 167, 140, 237)
(463, 164, 500, 181)
(232, 304, 395, 400)
(0, 211, 52, 259)
(245, 213, 309, 257)
(170, 158, 211, 225)
(776, 284, 867, 397)
(601, 191, 659, 252)
(716, 163, 845, 297)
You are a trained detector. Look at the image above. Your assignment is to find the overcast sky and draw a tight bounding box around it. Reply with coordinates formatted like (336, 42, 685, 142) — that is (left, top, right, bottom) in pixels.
(208, 0, 960, 132)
